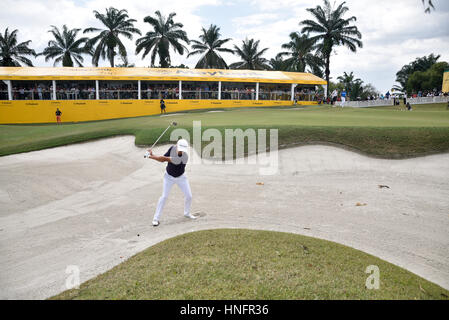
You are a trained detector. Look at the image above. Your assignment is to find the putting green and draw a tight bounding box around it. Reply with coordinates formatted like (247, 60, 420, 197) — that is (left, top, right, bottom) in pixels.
(1, 103, 448, 157)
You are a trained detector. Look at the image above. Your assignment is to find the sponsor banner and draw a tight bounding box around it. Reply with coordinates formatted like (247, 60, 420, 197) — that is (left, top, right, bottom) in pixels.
(0, 99, 305, 124)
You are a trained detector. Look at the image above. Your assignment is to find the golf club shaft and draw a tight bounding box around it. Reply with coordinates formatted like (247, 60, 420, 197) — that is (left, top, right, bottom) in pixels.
(150, 124, 172, 149)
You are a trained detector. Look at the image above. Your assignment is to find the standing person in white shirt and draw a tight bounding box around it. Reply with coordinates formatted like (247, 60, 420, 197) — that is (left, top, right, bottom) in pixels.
(331, 89, 338, 105)
(37, 86, 43, 100)
(146, 139, 196, 227)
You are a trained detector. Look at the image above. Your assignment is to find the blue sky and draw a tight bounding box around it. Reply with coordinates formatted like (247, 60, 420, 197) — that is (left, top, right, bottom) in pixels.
(1, 0, 449, 94)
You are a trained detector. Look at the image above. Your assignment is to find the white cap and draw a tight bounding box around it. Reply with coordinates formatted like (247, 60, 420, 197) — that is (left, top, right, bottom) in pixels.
(176, 139, 189, 153)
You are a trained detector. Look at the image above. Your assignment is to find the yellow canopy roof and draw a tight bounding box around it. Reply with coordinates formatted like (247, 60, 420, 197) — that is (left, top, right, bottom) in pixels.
(0, 67, 327, 85)
(443, 70, 449, 92)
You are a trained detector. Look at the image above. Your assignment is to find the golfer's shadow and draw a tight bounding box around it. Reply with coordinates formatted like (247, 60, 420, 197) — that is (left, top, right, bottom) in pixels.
(164, 212, 207, 226)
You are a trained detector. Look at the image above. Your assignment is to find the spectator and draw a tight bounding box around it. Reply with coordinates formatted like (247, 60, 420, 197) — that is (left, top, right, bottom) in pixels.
(55, 108, 62, 124)
(37, 86, 43, 100)
(160, 99, 166, 114)
(331, 89, 338, 105)
(19, 88, 25, 100)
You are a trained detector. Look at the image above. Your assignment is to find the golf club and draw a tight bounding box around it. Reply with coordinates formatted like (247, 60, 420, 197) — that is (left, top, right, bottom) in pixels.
(144, 121, 177, 158)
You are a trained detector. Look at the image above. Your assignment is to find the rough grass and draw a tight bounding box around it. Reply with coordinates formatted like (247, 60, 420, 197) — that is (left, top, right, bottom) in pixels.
(51, 229, 449, 300)
(1, 103, 448, 158)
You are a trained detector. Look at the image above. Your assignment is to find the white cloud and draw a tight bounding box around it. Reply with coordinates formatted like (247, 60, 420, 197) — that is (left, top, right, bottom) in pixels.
(1, 0, 448, 93)
(232, 13, 279, 27)
(229, 0, 449, 93)
(250, 0, 306, 12)
(0, 0, 220, 67)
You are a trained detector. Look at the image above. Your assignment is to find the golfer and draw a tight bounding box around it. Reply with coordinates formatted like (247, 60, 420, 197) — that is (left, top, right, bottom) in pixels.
(341, 89, 347, 107)
(147, 139, 195, 226)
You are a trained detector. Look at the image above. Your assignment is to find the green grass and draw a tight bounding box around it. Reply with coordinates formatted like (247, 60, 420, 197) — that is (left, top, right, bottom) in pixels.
(51, 229, 449, 300)
(1, 103, 449, 158)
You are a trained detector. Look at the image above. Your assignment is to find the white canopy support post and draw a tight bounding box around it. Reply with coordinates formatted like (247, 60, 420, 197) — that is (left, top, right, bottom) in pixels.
(3, 80, 12, 100)
(95, 80, 99, 100)
(291, 83, 298, 101)
(323, 84, 328, 100)
(218, 81, 222, 100)
(179, 80, 182, 100)
(256, 82, 259, 100)
(52, 80, 56, 100)
(138, 80, 141, 100)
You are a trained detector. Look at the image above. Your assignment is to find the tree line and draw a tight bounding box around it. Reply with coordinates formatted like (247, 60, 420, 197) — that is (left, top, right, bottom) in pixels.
(0, 1, 439, 95)
(394, 54, 448, 94)
(0, 0, 364, 97)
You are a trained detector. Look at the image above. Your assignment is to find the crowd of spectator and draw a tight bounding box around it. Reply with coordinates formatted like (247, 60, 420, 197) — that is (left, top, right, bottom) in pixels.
(222, 85, 256, 100)
(12, 84, 52, 100)
(183, 83, 218, 99)
(259, 86, 291, 101)
(1, 81, 347, 103)
(99, 83, 138, 100)
(324, 88, 449, 105)
(143, 83, 179, 99)
(410, 90, 448, 98)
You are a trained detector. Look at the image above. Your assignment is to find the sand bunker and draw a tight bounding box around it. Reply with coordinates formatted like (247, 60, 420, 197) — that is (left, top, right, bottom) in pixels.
(0, 136, 448, 299)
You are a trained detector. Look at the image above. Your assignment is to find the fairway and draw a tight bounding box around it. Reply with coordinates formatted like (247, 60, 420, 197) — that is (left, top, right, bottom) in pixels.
(1, 103, 449, 158)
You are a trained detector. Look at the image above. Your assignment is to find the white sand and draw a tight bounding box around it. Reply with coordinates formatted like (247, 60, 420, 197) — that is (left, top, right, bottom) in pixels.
(0, 136, 448, 299)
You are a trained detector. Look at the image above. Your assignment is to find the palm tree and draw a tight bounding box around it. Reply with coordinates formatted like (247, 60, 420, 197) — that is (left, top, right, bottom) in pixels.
(350, 79, 365, 99)
(84, 7, 141, 67)
(187, 24, 233, 69)
(0, 28, 36, 66)
(269, 56, 288, 71)
(229, 38, 270, 70)
(309, 63, 325, 78)
(116, 56, 135, 67)
(337, 71, 362, 98)
(135, 11, 189, 68)
(300, 0, 363, 96)
(39, 25, 91, 67)
(277, 32, 323, 73)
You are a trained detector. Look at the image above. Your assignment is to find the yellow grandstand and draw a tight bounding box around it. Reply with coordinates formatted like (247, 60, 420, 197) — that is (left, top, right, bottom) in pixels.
(0, 67, 327, 123)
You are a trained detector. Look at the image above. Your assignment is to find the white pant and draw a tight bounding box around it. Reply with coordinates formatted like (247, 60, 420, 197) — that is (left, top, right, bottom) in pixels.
(341, 96, 346, 107)
(153, 172, 192, 221)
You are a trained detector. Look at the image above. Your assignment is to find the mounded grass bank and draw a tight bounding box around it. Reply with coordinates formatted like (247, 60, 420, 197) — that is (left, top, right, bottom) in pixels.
(1, 104, 448, 158)
(1, 125, 448, 159)
(51, 229, 449, 300)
